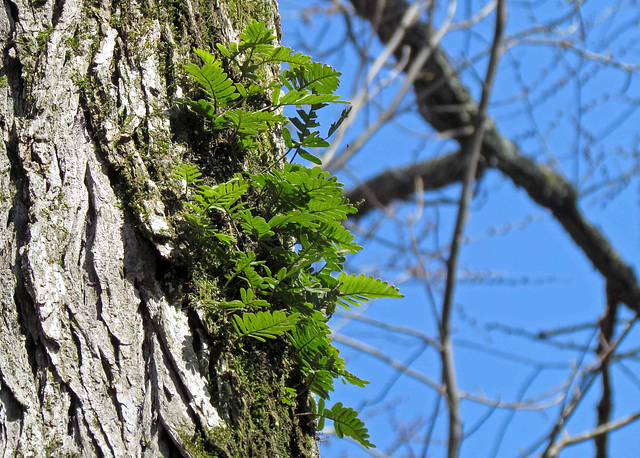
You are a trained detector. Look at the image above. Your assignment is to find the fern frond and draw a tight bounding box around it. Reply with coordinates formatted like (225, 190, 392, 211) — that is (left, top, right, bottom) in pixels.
(318, 221, 361, 253)
(196, 176, 248, 214)
(289, 320, 331, 358)
(239, 20, 277, 47)
(265, 46, 310, 66)
(267, 210, 320, 231)
(302, 358, 334, 399)
(232, 311, 300, 342)
(335, 368, 369, 388)
(318, 402, 374, 449)
(185, 51, 240, 107)
(239, 288, 270, 308)
(193, 48, 218, 65)
(237, 211, 274, 239)
(277, 89, 341, 107)
(328, 106, 352, 137)
(335, 273, 403, 309)
(239, 264, 267, 291)
(283, 63, 342, 95)
(217, 109, 286, 137)
(184, 99, 216, 119)
(307, 197, 355, 223)
(173, 164, 203, 188)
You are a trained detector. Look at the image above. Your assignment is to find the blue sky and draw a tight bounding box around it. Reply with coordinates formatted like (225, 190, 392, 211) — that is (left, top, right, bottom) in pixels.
(278, 1, 640, 456)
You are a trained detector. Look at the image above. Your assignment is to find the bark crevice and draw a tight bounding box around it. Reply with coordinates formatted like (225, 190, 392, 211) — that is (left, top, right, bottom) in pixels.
(0, 0, 316, 455)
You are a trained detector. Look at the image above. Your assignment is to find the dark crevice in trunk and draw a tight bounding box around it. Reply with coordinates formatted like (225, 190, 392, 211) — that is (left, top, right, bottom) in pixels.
(67, 386, 80, 438)
(51, 0, 65, 28)
(83, 162, 104, 325)
(159, 25, 177, 99)
(68, 311, 83, 367)
(140, 294, 156, 398)
(139, 301, 184, 457)
(3, 2, 25, 118)
(140, 291, 204, 433)
(80, 402, 106, 458)
(98, 348, 128, 449)
(187, 310, 203, 356)
(4, 0, 18, 24)
(6, 124, 41, 386)
(109, 333, 121, 366)
(53, 143, 65, 191)
(157, 421, 183, 457)
(0, 377, 24, 422)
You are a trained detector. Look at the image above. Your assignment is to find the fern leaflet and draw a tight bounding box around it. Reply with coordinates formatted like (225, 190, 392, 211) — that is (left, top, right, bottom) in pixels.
(232, 311, 300, 342)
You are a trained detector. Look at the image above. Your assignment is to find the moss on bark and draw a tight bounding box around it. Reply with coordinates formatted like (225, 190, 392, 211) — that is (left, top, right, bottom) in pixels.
(87, 0, 317, 455)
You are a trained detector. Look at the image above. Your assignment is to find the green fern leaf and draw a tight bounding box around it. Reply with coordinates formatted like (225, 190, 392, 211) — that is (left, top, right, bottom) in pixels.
(302, 358, 335, 399)
(240, 265, 267, 291)
(328, 106, 352, 137)
(215, 42, 232, 58)
(239, 288, 270, 308)
(265, 46, 311, 66)
(307, 196, 355, 223)
(299, 131, 330, 148)
(173, 164, 202, 188)
(184, 99, 216, 119)
(335, 273, 403, 309)
(226, 252, 268, 291)
(319, 402, 374, 448)
(185, 52, 240, 107)
(289, 319, 331, 358)
(319, 221, 361, 253)
(232, 311, 300, 342)
(239, 20, 277, 47)
(237, 211, 274, 239)
(277, 89, 341, 107)
(196, 176, 249, 214)
(297, 149, 322, 165)
(204, 299, 244, 311)
(336, 368, 369, 388)
(218, 109, 286, 137)
(194, 48, 218, 65)
(267, 211, 320, 231)
(283, 62, 342, 94)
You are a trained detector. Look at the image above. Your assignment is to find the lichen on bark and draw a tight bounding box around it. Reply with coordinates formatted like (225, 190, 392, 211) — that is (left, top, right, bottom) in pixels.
(0, 0, 316, 455)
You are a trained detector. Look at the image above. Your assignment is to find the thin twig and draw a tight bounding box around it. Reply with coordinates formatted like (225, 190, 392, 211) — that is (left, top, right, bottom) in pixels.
(545, 411, 640, 458)
(438, 0, 506, 456)
(325, 0, 458, 172)
(595, 285, 618, 458)
(331, 333, 565, 410)
(322, 0, 428, 165)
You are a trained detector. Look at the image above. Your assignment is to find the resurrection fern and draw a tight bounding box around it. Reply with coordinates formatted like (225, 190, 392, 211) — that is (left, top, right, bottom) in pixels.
(174, 20, 403, 450)
(232, 310, 301, 342)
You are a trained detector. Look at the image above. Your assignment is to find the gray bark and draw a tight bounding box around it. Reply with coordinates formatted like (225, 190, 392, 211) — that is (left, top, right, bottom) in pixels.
(0, 0, 294, 456)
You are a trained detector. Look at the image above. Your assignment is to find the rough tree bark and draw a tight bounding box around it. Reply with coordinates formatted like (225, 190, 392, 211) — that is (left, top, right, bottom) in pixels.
(0, 0, 315, 456)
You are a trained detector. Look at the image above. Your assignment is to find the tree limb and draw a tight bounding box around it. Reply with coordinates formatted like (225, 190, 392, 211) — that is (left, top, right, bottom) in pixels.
(346, 0, 640, 312)
(438, 0, 506, 455)
(544, 410, 640, 458)
(345, 150, 485, 218)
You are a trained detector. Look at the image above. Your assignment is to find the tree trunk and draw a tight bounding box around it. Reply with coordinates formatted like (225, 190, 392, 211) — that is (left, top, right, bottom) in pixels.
(0, 0, 314, 456)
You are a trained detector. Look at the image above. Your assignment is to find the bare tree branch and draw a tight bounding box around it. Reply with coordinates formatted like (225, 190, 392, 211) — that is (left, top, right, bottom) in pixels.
(330, 333, 566, 410)
(346, 0, 640, 314)
(545, 411, 640, 458)
(438, 1, 506, 454)
(538, 317, 637, 457)
(594, 285, 619, 458)
(344, 150, 485, 218)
